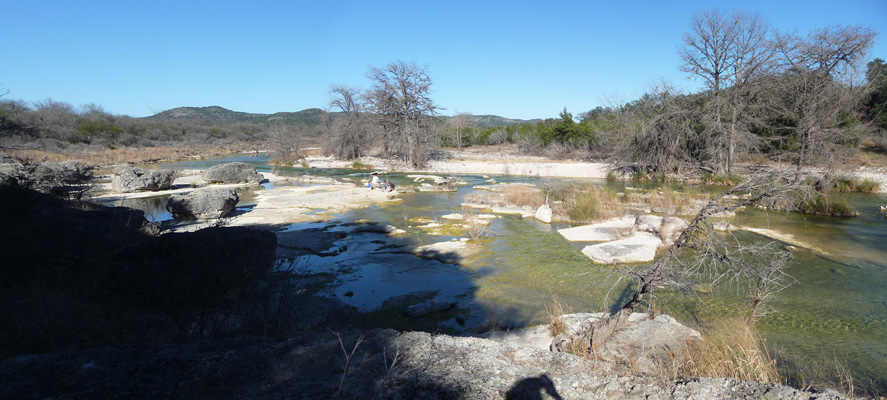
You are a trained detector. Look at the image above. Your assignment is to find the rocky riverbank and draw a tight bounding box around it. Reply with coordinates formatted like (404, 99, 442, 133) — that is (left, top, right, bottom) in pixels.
(0, 322, 849, 400)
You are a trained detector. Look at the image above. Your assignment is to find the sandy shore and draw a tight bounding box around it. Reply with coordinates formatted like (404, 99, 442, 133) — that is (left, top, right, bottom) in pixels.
(306, 149, 612, 179)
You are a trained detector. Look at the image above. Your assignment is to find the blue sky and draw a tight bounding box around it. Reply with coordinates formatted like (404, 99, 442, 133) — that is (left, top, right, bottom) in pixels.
(3, 0, 886, 120)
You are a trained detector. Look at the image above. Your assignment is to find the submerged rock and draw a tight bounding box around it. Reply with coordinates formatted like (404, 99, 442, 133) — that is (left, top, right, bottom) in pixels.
(405, 297, 458, 317)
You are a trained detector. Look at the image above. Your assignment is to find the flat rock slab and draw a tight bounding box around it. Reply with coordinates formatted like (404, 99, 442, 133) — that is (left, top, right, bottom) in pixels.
(440, 213, 464, 220)
(558, 216, 636, 242)
(228, 185, 401, 227)
(581, 232, 662, 264)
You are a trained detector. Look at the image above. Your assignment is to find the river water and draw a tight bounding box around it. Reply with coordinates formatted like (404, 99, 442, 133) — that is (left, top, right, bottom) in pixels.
(118, 155, 886, 392)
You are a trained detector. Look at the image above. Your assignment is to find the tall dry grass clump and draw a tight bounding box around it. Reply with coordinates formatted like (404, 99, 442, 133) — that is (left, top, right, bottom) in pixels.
(503, 185, 545, 208)
(540, 297, 569, 337)
(548, 183, 624, 223)
(681, 316, 779, 383)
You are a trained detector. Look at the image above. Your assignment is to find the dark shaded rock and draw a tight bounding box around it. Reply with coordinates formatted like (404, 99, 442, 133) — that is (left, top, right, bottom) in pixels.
(0, 185, 277, 358)
(113, 227, 277, 316)
(202, 162, 264, 184)
(0, 329, 851, 400)
(111, 166, 177, 192)
(0, 156, 94, 194)
(166, 188, 239, 219)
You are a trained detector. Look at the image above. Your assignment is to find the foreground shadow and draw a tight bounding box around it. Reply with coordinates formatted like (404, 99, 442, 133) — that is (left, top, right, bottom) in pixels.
(505, 374, 564, 400)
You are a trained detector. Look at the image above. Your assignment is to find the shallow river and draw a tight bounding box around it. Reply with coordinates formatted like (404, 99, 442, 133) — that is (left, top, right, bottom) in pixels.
(117, 155, 887, 391)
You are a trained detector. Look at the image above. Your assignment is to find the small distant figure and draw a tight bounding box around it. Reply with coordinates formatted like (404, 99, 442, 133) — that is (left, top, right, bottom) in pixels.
(366, 181, 372, 190)
(386, 181, 396, 192)
(371, 173, 380, 189)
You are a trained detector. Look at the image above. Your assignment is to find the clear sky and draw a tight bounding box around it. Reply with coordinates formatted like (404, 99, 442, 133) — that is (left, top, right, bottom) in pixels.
(3, 0, 886, 120)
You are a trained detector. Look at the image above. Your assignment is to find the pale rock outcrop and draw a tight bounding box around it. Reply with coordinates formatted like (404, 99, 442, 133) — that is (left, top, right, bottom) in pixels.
(111, 166, 176, 193)
(558, 216, 635, 242)
(484, 312, 701, 376)
(535, 203, 552, 223)
(659, 216, 688, 244)
(202, 162, 264, 184)
(414, 240, 478, 263)
(581, 232, 662, 263)
(631, 214, 662, 234)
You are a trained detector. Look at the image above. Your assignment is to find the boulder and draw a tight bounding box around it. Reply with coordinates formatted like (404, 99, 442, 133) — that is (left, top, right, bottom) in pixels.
(201, 162, 264, 184)
(111, 166, 177, 193)
(581, 232, 662, 263)
(166, 188, 239, 220)
(1, 157, 94, 194)
(548, 313, 701, 375)
(632, 214, 662, 234)
(534, 203, 552, 223)
(659, 216, 689, 244)
(557, 216, 635, 242)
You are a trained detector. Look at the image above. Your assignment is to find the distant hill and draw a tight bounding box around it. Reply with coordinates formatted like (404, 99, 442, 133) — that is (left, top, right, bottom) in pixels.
(146, 106, 335, 126)
(146, 106, 539, 128)
(437, 114, 542, 129)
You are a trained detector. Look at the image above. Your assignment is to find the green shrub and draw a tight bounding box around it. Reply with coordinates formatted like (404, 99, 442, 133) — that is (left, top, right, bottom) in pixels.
(856, 179, 880, 193)
(351, 160, 372, 170)
(703, 172, 715, 184)
(829, 177, 880, 193)
(796, 193, 857, 216)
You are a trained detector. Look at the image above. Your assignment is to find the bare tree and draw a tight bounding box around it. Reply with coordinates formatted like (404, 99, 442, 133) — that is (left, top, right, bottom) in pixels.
(723, 12, 778, 176)
(327, 85, 367, 159)
(447, 112, 475, 150)
(775, 25, 877, 179)
(268, 124, 305, 165)
(679, 9, 735, 173)
(365, 60, 439, 166)
(616, 80, 705, 175)
(679, 10, 779, 176)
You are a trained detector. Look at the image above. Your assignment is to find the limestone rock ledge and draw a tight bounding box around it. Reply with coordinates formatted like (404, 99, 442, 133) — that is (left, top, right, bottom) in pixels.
(0, 327, 848, 400)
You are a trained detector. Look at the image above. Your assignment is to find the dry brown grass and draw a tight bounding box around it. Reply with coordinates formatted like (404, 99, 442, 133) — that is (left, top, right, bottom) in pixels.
(678, 316, 780, 383)
(464, 191, 494, 205)
(503, 185, 545, 208)
(8, 145, 242, 167)
(540, 297, 569, 337)
(546, 183, 624, 223)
